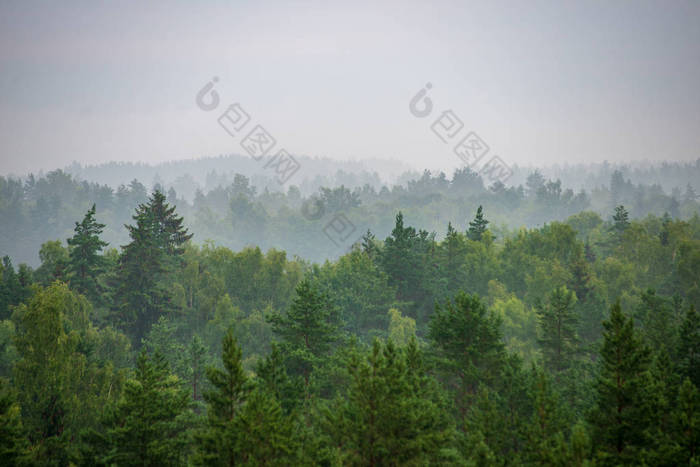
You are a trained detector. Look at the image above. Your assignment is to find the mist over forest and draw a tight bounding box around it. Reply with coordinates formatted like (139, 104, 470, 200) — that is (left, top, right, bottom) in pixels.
(2, 156, 699, 267)
(2, 1, 700, 465)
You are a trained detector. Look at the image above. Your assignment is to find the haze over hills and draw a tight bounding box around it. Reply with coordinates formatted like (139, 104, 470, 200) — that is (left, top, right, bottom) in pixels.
(2, 155, 698, 267)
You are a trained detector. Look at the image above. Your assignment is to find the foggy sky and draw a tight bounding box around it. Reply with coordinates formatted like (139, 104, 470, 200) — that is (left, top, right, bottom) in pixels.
(1, 0, 699, 176)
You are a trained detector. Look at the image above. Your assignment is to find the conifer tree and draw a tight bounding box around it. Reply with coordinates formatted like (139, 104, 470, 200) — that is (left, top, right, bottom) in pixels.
(440, 222, 468, 297)
(115, 190, 192, 342)
(536, 286, 579, 373)
(524, 367, 569, 465)
(267, 279, 339, 390)
(467, 205, 489, 241)
(429, 292, 505, 420)
(255, 343, 304, 415)
(326, 339, 454, 465)
(589, 301, 653, 465)
(195, 329, 297, 466)
(194, 329, 251, 466)
(67, 204, 108, 301)
(102, 351, 190, 466)
(612, 205, 630, 230)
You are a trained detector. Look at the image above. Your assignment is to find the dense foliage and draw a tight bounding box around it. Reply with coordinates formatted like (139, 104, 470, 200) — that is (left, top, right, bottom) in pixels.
(0, 173, 699, 464)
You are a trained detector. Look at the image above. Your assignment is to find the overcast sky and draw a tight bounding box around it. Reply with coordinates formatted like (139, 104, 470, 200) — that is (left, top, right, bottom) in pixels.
(1, 0, 699, 176)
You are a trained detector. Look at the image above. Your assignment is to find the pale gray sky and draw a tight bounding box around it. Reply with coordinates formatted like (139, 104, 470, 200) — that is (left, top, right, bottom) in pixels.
(1, 0, 699, 175)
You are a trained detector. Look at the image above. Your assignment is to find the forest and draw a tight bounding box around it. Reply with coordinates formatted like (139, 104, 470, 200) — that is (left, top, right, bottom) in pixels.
(0, 167, 699, 466)
(2, 159, 700, 266)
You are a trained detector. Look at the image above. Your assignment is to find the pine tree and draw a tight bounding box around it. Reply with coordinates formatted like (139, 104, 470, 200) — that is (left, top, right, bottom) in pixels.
(194, 328, 251, 466)
(360, 229, 379, 260)
(429, 292, 505, 421)
(610, 205, 630, 244)
(589, 301, 653, 465)
(440, 222, 468, 298)
(468, 205, 489, 241)
(255, 343, 304, 415)
(536, 286, 579, 373)
(267, 279, 339, 391)
(232, 389, 297, 465)
(380, 212, 420, 302)
(195, 329, 297, 466)
(326, 339, 454, 465)
(102, 351, 191, 466)
(67, 204, 108, 301)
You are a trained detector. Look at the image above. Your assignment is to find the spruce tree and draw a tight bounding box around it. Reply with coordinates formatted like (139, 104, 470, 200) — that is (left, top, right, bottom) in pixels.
(536, 286, 579, 373)
(115, 190, 192, 342)
(589, 301, 653, 465)
(67, 204, 108, 301)
(467, 205, 489, 241)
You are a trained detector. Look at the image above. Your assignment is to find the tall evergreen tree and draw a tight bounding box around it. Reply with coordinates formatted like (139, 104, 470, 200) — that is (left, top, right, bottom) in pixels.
(325, 339, 454, 465)
(115, 190, 192, 342)
(67, 204, 108, 301)
(267, 279, 340, 391)
(467, 205, 489, 241)
(102, 351, 190, 466)
(589, 301, 653, 465)
(440, 222, 468, 298)
(194, 329, 296, 466)
(429, 292, 505, 422)
(611, 205, 630, 235)
(536, 286, 579, 373)
(194, 329, 251, 466)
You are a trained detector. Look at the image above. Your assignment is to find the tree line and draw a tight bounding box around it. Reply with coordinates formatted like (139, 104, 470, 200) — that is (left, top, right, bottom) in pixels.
(2, 165, 698, 267)
(0, 189, 698, 465)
